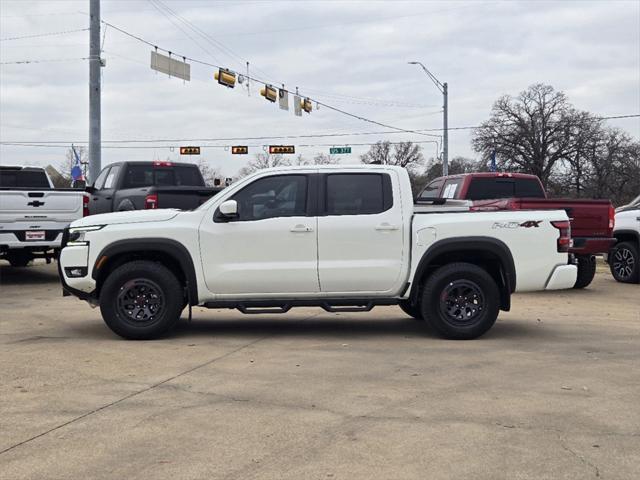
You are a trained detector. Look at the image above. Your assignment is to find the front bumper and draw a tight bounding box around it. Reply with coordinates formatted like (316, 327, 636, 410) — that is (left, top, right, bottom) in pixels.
(545, 264, 578, 290)
(58, 229, 97, 302)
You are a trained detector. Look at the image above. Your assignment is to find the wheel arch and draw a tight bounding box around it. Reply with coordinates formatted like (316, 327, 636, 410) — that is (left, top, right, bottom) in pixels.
(92, 238, 198, 305)
(613, 229, 640, 247)
(409, 237, 516, 311)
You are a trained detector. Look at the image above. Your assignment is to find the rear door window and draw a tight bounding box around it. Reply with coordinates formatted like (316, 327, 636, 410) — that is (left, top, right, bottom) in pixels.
(325, 173, 392, 215)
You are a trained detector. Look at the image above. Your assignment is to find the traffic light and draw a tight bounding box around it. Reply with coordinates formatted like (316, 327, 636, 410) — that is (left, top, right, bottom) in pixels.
(179, 146, 201, 155)
(213, 178, 221, 186)
(260, 84, 278, 102)
(301, 97, 312, 113)
(232, 145, 248, 154)
(268, 145, 295, 154)
(214, 68, 236, 88)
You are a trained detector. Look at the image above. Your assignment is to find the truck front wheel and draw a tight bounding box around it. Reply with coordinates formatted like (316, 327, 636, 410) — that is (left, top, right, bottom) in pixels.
(99, 260, 185, 339)
(420, 262, 500, 340)
(573, 255, 596, 289)
(609, 241, 639, 283)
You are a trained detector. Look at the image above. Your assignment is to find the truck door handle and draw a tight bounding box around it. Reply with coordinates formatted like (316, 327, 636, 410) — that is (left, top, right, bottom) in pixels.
(375, 223, 399, 231)
(290, 224, 313, 233)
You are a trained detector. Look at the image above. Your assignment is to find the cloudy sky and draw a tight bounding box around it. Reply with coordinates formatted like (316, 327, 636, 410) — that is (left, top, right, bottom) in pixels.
(1, 0, 639, 179)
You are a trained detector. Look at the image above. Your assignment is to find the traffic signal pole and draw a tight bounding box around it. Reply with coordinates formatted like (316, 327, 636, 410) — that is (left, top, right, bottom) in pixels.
(89, 0, 101, 182)
(442, 82, 448, 176)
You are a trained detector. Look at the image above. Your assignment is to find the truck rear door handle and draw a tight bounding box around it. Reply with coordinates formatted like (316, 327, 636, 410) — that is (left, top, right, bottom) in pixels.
(375, 223, 399, 231)
(290, 224, 313, 233)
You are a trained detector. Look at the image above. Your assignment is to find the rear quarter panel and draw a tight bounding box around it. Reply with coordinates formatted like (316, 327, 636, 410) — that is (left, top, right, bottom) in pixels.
(411, 210, 570, 292)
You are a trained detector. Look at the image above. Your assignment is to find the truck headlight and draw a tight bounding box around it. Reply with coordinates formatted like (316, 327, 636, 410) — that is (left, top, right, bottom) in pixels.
(67, 225, 104, 246)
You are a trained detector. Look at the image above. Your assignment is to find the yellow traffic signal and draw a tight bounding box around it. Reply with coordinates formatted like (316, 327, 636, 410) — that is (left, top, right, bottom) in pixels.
(301, 97, 312, 113)
(268, 145, 295, 154)
(180, 146, 201, 155)
(214, 68, 236, 88)
(232, 145, 248, 154)
(261, 84, 278, 103)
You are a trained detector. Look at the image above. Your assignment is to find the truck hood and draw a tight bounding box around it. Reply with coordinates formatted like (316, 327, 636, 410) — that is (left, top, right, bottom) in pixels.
(70, 209, 181, 228)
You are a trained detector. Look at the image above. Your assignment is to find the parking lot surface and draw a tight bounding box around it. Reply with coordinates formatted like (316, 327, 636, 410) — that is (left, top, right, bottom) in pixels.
(1, 261, 639, 479)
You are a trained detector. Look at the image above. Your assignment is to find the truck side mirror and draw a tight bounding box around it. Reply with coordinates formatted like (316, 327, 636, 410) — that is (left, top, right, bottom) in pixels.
(85, 185, 96, 194)
(215, 199, 238, 222)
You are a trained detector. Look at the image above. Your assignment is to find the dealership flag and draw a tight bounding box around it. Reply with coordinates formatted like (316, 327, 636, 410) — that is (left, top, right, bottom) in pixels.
(71, 145, 84, 181)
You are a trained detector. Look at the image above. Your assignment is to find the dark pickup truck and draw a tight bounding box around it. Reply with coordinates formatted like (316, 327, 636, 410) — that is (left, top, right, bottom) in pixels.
(417, 172, 616, 289)
(86, 161, 223, 215)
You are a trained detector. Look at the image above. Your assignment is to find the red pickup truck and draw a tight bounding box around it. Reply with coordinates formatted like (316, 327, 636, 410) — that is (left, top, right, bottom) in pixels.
(417, 172, 616, 289)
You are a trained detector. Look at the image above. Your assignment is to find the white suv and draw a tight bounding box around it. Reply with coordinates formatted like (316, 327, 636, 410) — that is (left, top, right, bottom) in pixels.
(608, 195, 640, 283)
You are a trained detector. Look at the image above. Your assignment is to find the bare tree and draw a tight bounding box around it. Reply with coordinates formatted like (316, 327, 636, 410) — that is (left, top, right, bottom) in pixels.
(361, 141, 424, 170)
(295, 152, 339, 166)
(237, 153, 290, 177)
(197, 158, 222, 187)
(472, 84, 584, 186)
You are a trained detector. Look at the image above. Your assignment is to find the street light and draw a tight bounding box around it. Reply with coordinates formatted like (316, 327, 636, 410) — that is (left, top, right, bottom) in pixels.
(408, 61, 448, 176)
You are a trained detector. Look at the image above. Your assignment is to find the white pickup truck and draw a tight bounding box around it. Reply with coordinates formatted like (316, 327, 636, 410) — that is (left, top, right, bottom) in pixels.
(59, 165, 577, 340)
(1, 166, 87, 266)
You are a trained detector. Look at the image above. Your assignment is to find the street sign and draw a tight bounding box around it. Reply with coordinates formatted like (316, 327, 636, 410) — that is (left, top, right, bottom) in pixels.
(278, 89, 289, 111)
(179, 146, 200, 155)
(269, 145, 295, 154)
(232, 146, 248, 154)
(330, 147, 352, 155)
(150, 51, 190, 81)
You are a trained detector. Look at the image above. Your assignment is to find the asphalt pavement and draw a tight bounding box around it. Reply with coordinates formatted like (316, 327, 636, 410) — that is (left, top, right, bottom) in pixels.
(1, 261, 638, 479)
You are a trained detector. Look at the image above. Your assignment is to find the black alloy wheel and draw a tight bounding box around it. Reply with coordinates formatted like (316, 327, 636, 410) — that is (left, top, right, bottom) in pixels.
(438, 280, 485, 326)
(610, 241, 639, 283)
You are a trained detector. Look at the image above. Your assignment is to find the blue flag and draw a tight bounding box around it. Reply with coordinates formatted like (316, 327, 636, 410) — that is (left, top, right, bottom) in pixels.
(71, 145, 84, 181)
(490, 151, 497, 172)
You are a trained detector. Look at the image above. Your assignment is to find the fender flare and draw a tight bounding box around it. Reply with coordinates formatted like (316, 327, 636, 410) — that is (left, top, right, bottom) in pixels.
(92, 238, 199, 305)
(410, 236, 516, 308)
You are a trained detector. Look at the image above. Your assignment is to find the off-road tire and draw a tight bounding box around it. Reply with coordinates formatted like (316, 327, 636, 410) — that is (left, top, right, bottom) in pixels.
(573, 255, 596, 289)
(420, 262, 500, 340)
(609, 241, 640, 284)
(100, 260, 184, 339)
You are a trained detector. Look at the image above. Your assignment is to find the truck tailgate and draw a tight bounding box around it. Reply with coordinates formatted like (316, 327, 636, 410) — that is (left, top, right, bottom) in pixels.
(0, 189, 84, 224)
(472, 198, 614, 238)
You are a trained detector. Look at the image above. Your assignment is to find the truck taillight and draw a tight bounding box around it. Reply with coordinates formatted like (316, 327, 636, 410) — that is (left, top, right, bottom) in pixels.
(145, 193, 158, 209)
(551, 220, 571, 253)
(82, 194, 90, 217)
(153, 161, 173, 167)
(608, 205, 615, 233)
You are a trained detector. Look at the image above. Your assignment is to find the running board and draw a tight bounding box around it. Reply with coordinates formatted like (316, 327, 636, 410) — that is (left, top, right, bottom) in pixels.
(204, 298, 398, 314)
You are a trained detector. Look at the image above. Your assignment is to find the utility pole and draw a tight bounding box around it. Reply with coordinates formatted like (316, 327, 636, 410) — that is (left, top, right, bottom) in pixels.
(442, 82, 448, 176)
(89, 0, 101, 182)
(408, 61, 449, 176)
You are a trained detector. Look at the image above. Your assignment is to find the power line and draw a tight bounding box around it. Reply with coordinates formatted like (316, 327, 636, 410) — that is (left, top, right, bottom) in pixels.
(0, 140, 440, 150)
(0, 57, 90, 65)
(100, 19, 435, 138)
(2, 114, 637, 146)
(0, 28, 89, 42)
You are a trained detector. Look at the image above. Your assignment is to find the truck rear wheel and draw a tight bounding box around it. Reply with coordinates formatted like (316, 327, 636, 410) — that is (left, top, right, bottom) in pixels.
(99, 260, 184, 340)
(609, 241, 639, 283)
(398, 299, 423, 320)
(573, 255, 596, 289)
(420, 262, 500, 340)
